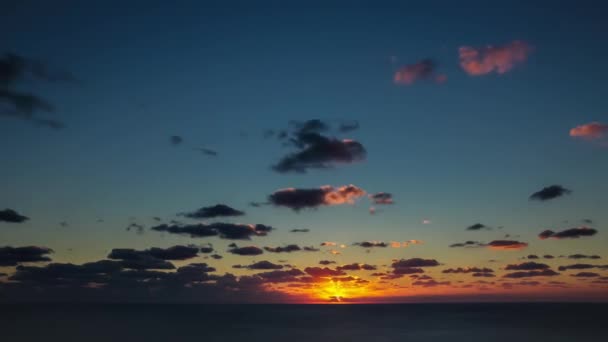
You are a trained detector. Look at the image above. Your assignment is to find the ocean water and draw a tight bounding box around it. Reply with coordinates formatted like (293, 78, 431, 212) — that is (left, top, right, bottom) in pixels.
(1, 303, 605, 341)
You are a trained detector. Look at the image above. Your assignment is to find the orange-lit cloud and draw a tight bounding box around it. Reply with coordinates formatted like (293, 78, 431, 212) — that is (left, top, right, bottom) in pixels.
(569, 122, 608, 139)
(487, 240, 528, 250)
(459, 40, 532, 76)
(268, 185, 365, 211)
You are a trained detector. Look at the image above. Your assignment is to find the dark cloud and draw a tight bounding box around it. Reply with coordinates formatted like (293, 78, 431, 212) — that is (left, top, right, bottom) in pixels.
(170, 135, 183, 145)
(503, 269, 560, 278)
(236, 261, 283, 270)
(529, 185, 571, 201)
(303, 246, 320, 252)
(229, 246, 264, 256)
(412, 279, 451, 287)
(466, 223, 489, 231)
(255, 269, 306, 283)
(558, 264, 608, 271)
(289, 228, 310, 233)
(527, 255, 539, 259)
(264, 244, 301, 253)
(304, 267, 346, 278)
(539, 227, 598, 240)
(338, 120, 360, 133)
(151, 222, 272, 240)
(505, 262, 550, 271)
(268, 185, 365, 211)
(195, 147, 219, 157)
(449, 241, 484, 248)
(392, 258, 439, 275)
(369, 192, 394, 205)
(0, 246, 53, 266)
(487, 240, 528, 250)
(572, 272, 600, 278)
(180, 204, 245, 219)
(442, 267, 494, 274)
(319, 260, 336, 265)
(544, 255, 555, 259)
(336, 263, 377, 271)
(354, 241, 389, 248)
(0, 52, 75, 129)
(0, 208, 29, 223)
(569, 254, 601, 260)
(125, 223, 145, 234)
(272, 120, 366, 173)
(109, 246, 199, 261)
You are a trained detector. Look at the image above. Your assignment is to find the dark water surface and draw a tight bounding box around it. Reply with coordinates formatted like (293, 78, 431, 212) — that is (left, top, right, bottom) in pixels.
(1, 303, 605, 341)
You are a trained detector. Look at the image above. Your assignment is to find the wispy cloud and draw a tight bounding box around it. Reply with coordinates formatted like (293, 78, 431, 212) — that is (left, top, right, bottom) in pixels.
(459, 41, 532, 76)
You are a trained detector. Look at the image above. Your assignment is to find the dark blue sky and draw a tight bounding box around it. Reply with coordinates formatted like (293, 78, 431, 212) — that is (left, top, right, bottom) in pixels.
(1, 1, 607, 302)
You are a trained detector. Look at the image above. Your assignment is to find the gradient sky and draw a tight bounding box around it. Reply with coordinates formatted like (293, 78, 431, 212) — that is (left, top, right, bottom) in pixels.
(1, 0, 608, 303)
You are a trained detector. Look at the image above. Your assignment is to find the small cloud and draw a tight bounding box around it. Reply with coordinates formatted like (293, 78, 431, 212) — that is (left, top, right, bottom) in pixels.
(229, 246, 264, 256)
(394, 59, 444, 85)
(449, 241, 484, 248)
(369, 192, 394, 205)
(568, 254, 601, 260)
(569, 122, 608, 140)
(151, 222, 272, 240)
(195, 147, 218, 157)
(268, 185, 365, 211)
(529, 185, 572, 201)
(539, 227, 598, 240)
(170, 135, 183, 145)
(504, 262, 550, 270)
(467, 223, 490, 231)
(487, 240, 528, 250)
(354, 241, 389, 248)
(0, 208, 29, 223)
(0, 246, 53, 266)
(264, 244, 301, 253)
(180, 204, 245, 219)
(338, 120, 360, 133)
(459, 41, 532, 76)
(289, 228, 310, 233)
(503, 269, 559, 278)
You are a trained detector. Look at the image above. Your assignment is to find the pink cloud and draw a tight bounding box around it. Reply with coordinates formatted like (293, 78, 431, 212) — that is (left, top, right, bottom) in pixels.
(569, 122, 608, 139)
(394, 59, 444, 85)
(459, 41, 532, 76)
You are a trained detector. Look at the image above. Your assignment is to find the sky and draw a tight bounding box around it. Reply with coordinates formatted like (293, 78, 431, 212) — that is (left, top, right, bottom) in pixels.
(1, 0, 608, 303)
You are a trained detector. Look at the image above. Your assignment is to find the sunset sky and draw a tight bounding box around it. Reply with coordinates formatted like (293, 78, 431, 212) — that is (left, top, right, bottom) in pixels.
(1, 1, 607, 303)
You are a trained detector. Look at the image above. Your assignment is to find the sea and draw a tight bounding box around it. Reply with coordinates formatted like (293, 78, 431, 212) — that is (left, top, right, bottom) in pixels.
(1, 303, 605, 341)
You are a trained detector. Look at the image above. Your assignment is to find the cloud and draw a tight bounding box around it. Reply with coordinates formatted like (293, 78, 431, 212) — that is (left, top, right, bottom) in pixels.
(539, 227, 598, 240)
(264, 244, 302, 253)
(558, 264, 608, 271)
(449, 241, 484, 248)
(235, 261, 283, 270)
(229, 246, 264, 256)
(0, 246, 53, 266)
(195, 147, 218, 157)
(268, 185, 365, 211)
(442, 267, 494, 274)
(503, 269, 560, 278)
(354, 241, 389, 248)
(151, 222, 272, 240)
(487, 240, 528, 250)
(336, 263, 377, 271)
(170, 135, 183, 145)
(304, 267, 346, 278)
(393, 59, 445, 85)
(459, 41, 532, 76)
(391, 258, 439, 275)
(0, 52, 75, 129)
(272, 120, 366, 173)
(319, 260, 336, 265)
(527, 255, 539, 259)
(569, 254, 601, 260)
(369, 192, 394, 205)
(180, 204, 245, 219)
(466, 223, 489, 231)
(338, 120, 360, 133)
(572, 272, 600, 278)
(529, 185, 572, 201)
(569, 122, 608, 139)
(412, 279, 451, 287)
(504, 262, 550, 270)
(0, 208, 29, 223)
(108, 246, 200, 261)
(255, 269, 306, 283)
(289, 228, 310, 233)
